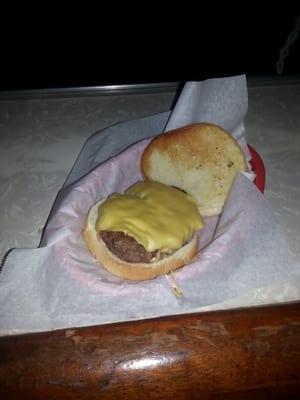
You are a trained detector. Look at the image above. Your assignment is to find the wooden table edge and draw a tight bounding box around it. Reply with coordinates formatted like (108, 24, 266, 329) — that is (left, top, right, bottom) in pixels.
(1, 301, 300, 399)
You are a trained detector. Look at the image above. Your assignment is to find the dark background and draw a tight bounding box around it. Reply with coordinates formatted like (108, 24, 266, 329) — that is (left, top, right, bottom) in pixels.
(1, 9, 299, 91)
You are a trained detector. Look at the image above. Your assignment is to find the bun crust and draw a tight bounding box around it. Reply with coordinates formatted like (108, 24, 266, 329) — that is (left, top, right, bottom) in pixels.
(83, 200, 199, 281)
(141, 123, 248, 217)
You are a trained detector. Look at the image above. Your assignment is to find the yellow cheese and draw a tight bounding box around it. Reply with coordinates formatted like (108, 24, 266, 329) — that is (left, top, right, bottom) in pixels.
(96, 181, 203, 253)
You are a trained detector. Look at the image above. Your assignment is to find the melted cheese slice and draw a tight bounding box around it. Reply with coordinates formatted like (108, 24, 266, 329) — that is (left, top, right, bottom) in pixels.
(96, 181, 204, 253)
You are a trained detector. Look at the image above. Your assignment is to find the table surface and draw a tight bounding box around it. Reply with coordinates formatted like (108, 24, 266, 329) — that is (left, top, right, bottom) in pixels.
(1, 81, 300, 399)
(1, 81, 299, 263)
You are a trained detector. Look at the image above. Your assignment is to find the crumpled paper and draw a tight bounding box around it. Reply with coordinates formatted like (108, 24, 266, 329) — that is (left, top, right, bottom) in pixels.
(1, 75, 299, 336)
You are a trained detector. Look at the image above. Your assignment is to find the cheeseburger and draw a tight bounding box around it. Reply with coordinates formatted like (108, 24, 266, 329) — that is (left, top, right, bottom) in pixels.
(83, 181, 204, 280)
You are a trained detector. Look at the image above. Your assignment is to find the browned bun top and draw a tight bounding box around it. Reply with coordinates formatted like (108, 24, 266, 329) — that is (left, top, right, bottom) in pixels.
(141, 123, 248, 216)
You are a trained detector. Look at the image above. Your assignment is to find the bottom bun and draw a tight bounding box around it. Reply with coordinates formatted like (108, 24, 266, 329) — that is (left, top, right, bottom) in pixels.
(83, 199, 199, 281)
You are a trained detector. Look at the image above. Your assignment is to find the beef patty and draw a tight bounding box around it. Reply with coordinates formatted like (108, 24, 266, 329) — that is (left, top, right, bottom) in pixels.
(100, 230, 156, 263)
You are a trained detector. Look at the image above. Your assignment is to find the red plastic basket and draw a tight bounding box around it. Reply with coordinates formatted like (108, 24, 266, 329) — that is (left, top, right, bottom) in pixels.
(248, 145, 266, 193)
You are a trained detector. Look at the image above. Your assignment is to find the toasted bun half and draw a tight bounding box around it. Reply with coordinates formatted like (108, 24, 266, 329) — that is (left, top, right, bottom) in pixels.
(83, 199, 199, 281)
(141, 123, 248, 217)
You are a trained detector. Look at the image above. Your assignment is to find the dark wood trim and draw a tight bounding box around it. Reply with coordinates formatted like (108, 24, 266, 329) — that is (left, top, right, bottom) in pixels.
(1, 302, 300, 399)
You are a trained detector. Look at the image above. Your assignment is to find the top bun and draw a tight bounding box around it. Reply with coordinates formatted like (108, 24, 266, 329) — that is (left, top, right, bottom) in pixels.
(141, 123, 248, 217)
